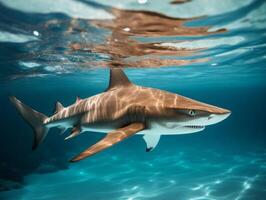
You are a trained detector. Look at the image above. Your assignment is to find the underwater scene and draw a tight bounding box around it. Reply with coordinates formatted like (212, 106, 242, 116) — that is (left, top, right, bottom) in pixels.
(0, 0, 266, 199)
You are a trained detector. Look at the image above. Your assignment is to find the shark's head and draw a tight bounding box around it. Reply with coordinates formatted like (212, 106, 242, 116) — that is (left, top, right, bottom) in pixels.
(105, 68, 231, 135)
(153, 94, 231, 134)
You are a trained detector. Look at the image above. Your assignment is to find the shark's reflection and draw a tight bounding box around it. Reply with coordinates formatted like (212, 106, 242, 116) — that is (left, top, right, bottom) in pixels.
(170, 0, 192, 4)
(69, 6, 226, 68)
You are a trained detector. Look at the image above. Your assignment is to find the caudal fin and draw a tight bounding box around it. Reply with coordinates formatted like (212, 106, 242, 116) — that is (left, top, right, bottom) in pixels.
(9, 96, 49, 150)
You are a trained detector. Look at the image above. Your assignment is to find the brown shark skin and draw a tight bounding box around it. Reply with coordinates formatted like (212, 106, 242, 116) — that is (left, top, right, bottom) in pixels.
(45, 70, 229, 127)
(48, 85, 228, 124)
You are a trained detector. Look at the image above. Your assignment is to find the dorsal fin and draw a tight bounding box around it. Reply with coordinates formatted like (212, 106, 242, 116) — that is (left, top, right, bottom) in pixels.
(54, 101, 64, 114)
(106, 68, 132, 91)
(75, 96, 81, 103)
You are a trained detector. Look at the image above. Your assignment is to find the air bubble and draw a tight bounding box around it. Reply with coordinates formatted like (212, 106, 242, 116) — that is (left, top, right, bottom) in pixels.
(138, 0, 148, 4)
(33, 30, 39, 36)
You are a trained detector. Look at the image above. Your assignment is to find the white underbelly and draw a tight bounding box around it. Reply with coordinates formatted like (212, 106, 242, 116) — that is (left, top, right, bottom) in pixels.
(82, 121, 204, 135)
(83, 126, 114, 133)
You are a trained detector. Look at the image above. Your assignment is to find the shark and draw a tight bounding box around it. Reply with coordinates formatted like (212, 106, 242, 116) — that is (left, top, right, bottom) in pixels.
(10, 68, 231, 162)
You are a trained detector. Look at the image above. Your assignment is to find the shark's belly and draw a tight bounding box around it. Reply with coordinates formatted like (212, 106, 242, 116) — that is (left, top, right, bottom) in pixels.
(45, 116, 79, 128)
(83, 125, 116, 133)
(137, 127, 199, 135)
(47, 115, 204, 135)
(137, 120, 205, 135)
(82, 119, 128, 133)
(82, 119, 203, 135)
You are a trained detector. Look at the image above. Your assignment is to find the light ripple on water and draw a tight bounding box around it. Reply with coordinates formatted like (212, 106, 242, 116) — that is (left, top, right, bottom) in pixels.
(1, 150, 266, 200)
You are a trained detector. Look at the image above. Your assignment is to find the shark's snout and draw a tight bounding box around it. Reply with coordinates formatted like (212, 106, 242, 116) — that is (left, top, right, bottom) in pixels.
(205, 111, 231, 125)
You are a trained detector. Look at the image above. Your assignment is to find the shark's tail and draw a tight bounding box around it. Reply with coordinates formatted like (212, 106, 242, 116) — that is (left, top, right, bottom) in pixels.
(9, 96, 49, 150)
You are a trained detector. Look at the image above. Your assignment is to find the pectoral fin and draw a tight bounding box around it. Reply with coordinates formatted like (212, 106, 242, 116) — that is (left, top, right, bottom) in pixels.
(143, 134, 161, 152)
(70, 122, 145, 162)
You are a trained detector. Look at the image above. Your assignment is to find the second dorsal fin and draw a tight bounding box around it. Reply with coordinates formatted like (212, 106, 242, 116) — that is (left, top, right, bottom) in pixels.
(75, 96, 81, 103)
(106, 68, 132, 91)
(54, 101, 64, 114)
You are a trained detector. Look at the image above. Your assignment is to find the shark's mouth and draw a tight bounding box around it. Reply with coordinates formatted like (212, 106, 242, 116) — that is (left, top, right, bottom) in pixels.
(184, 125, 205, 129)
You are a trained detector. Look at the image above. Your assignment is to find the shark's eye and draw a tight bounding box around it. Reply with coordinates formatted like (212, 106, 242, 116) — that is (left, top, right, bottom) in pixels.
(188, 110, 196, 116)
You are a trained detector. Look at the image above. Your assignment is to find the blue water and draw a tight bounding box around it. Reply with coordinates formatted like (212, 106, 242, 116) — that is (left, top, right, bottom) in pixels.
(0, 0, 266, 199)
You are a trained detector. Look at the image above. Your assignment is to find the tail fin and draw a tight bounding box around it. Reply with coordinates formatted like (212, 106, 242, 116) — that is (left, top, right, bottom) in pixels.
(9, 96, 49, 150)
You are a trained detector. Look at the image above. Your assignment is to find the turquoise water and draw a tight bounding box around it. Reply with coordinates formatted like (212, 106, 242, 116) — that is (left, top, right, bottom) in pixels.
(0, 0, 266, 199)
